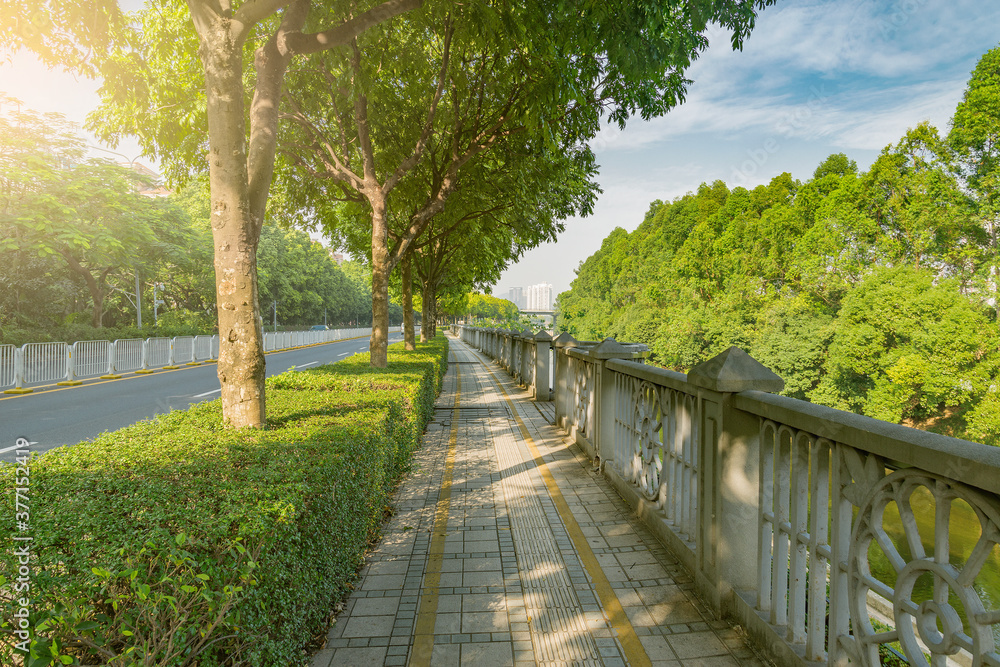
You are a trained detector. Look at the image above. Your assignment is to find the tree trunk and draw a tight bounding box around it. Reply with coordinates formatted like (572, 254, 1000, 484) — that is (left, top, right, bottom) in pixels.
(369, 198, 390, 367)
(420, 280, 432, 343)
(421, 281, 437, 340)
(429, 293, 437, 338)
(401, 253, 415, 351)
(203, 24, 266, 428)
(59, 251, 106, 328)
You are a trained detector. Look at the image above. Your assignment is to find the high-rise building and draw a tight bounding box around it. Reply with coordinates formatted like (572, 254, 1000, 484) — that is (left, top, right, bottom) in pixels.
(505, 283, 552, 310)
(526, 283, 553, 310)
(507, 286, 524, 310)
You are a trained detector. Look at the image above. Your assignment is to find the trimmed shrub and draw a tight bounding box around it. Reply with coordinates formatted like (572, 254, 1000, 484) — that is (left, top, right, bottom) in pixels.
(0, 337, 448, 666)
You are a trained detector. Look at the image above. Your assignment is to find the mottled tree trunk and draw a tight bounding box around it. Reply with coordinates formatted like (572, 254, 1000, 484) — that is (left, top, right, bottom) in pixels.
(420, 280, 432, 343)
(429, 294, 437, 338)
(369, 199, 390, 367)
(401, 253, 415, 351)
(420, 281, 437, 340)
(202, 23, 266, 428)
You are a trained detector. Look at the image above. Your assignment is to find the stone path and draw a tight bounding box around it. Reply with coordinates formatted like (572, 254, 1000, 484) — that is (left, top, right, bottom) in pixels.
(311, 335, 770, 667)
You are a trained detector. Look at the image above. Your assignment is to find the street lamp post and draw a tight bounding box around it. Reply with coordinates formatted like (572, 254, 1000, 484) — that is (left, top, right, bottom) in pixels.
(135, 270, 142, 329)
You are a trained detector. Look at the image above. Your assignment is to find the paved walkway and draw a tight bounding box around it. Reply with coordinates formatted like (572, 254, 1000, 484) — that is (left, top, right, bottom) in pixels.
(311, 335, 770, 667)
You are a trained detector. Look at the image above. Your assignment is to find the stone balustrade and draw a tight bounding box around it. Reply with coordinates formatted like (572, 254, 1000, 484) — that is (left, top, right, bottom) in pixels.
(455, 324, 1000, 667)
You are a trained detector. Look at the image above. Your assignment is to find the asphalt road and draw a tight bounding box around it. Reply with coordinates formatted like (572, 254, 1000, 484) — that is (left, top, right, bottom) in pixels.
(0, 334, 401, 463)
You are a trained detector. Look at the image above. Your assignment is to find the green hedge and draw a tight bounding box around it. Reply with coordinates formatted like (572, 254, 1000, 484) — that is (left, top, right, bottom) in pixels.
(0, 337, 448, 666)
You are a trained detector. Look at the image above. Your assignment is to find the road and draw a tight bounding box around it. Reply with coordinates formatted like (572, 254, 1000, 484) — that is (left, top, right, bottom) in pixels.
(0, 334, 401, 462)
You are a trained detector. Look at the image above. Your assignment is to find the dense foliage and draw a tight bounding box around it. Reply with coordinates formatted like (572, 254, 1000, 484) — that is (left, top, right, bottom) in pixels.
(0, 107, 382, 336)
(558, 47, 1000, 445)
(440, 292, 522, 327)
(0, 336, 447, 666)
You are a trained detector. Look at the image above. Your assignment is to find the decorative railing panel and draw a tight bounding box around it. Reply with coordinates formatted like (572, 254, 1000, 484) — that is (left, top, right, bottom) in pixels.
(612, 370, 700, 546)
(757, 421, 834, 659)
(569, 354, 594, 438)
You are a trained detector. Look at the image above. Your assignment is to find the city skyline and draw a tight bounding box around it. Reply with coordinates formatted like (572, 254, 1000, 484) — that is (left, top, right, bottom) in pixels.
(504, 283, 554, 312)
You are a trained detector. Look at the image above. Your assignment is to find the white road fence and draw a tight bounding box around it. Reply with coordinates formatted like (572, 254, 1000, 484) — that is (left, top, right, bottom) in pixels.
(69, 340, 111, 381)
(0, 326, 393, 393)
(22, 342, 69, 385)
(143, 337, 171, 369)
(113, 339, 144, 373)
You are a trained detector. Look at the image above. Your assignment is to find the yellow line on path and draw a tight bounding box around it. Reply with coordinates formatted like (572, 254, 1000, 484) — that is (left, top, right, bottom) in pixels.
(409, 361, 461, 666)
(481, 360, 653, 667)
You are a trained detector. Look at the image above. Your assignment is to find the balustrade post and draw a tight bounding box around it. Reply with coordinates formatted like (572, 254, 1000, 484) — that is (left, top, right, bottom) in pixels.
(686, 347, 784, 611)
(518, 329, 531, 385)
(502, 330, 512, 372)
(552, 333, 577, 430)
(534, 331, 552, 401)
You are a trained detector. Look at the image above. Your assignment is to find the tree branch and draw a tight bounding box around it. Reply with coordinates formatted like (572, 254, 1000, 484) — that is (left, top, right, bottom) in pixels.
(232, 0, 293, 27)
(382, 18, 453, 195)
(285, 0, 422, 55)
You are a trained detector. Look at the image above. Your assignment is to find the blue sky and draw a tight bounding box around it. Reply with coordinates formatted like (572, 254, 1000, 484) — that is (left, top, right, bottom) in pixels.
(2, 0, 999, 302)
(497, 0, 1000, 299)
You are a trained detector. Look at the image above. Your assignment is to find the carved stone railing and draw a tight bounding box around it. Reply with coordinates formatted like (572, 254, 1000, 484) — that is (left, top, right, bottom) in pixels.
(456, 325, 1000, 667)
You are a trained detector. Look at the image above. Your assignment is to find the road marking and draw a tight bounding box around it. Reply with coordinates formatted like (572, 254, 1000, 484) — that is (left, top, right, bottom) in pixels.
(411, 364, 461, 666)
(0, 440, 38, 455)
(337, 352, 349, 357)
(192, 388, 222, 398)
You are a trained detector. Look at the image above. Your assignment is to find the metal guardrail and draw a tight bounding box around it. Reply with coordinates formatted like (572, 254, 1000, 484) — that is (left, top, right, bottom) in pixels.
(23, 342, 68, 385)
(70, 340, 111, 381)
(171, 336, 194, 365)
(1, 326, 398, 393)
(194, 335, 214, 361)
(113, 339, 144, 373)
(144, 337, 171, 369)
(0, 345, 15, 387)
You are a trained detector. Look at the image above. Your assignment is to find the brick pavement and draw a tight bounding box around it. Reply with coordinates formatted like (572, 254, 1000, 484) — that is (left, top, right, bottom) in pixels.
(311, 335, 771, 667)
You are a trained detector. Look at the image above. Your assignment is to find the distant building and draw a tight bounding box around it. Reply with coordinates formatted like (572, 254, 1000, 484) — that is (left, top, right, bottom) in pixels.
(526, 283, 553, 311)
(507, 286, 525, 309)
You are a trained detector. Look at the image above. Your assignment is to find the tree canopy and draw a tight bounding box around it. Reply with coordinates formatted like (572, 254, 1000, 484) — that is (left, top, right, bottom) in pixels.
(557, 45, 1000, 445)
